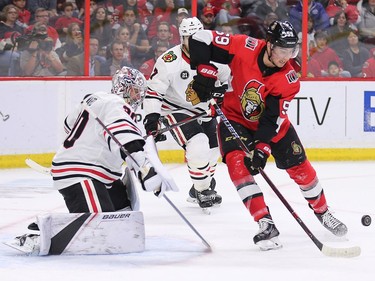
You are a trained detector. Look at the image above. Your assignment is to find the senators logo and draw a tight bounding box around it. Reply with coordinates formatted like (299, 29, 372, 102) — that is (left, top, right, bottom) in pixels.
(185, 81, 200, 105)
(240, 80, 264, 121)
(162, 51, 177, 62)
(291, 141, 302, 155)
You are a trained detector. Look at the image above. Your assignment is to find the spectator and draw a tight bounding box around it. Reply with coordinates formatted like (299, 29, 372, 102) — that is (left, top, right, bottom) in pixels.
(218, 23, 235, 34)
(25, 8, 61, 49)
(362, 47, 375, 77)
(327, 11, 355, 59)
(12, 0, 31, 28)
(0, 4, 25, 38)
(297, 14, 316, 54)
(236, 15, 267, 39)
(0, 33, 20, 76)
(100, 40, 133, 75)
(55, 22, 83, 65)
(289, 0, 330, 33)
(325, 0, 360, 24)
(342, 28, 370, 76)
(175, 7, 189, 28)
(255, 0, 289, 21)
(200, 5, 216, 30)
(325, 60, 351, 76)
(108, 25, 134, 63)
(26, 0, 57, 23)
(310, 30, 343, 76)
(240, 0, 263, 17)
(170, 7, 188, 40)
(54, 2, 83, 43)
(120, 0, 153, 31)
(66, 36, 102, 76)
(210, 0, 241, 25)
(122, 6, 150, 67)
(358, 0, 375, 46)
(147, 0, 175, 39)
(139, 40, 168, 79)
(77, 0, 98, 21)
(149, 21, 176, 53)
(20, 22, 65, 76)
(90, 6, 113, 49)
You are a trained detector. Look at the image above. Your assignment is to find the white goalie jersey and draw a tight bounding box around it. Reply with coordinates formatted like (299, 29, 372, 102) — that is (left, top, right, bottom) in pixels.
(52, 91, 144, 190)
(144, 44, 231, 117)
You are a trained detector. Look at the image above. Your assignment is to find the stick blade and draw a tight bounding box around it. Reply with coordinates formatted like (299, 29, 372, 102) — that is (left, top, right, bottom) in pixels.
(25, 158, 51, 175)
(321, 245, 361, 258)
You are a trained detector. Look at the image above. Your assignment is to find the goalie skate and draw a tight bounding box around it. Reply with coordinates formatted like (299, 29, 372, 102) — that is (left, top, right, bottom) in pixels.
(253, 215, 282, 251)
(315, 209, 348, 237)
(3, 234, 40, 255)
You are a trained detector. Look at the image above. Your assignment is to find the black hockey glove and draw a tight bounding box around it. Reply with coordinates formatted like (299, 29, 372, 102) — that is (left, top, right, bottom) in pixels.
(244, 142, 271, 176)
(192, 64, 218, 102)
(143, 113, 166, 142)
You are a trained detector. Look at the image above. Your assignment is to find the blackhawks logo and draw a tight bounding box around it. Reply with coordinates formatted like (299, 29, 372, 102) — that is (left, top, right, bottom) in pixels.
(162, 51, 177, 62)
(185, 81, 200, 105)
(240, 80, 265, 121)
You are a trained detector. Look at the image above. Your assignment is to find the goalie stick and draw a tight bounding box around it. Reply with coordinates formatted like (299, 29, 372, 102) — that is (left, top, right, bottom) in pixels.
(209, 99, 361, 258)
(82, 102, 212, 251)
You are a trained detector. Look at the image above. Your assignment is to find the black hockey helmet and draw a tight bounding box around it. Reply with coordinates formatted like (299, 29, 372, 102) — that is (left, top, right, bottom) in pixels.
(266, 20, 298, 49)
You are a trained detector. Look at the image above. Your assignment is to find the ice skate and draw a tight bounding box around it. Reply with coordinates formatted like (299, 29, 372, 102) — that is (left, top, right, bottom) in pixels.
(3, 234, 40, 255)
(194, 188, 222, 214)
(187, 178, 218, 204)
(315, 209, 348, 237)
(253, 215, 282, 251)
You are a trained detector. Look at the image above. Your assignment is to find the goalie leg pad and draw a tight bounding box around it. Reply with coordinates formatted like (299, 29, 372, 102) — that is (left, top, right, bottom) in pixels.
(37, 211, 145, 255)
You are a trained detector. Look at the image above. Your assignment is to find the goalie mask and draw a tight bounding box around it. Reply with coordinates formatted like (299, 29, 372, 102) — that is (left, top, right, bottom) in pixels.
(111, 66, 147, 110)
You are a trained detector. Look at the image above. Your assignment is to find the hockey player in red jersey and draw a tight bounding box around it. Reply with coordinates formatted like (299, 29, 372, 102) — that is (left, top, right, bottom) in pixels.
(188, 21, 348, 250)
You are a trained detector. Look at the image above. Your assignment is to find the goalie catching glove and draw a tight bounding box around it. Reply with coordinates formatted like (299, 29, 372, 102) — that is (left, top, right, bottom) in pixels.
(244, 141, 271, 175)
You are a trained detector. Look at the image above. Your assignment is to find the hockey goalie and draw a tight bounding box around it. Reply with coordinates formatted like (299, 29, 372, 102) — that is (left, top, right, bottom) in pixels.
(5, 66, 178, 255)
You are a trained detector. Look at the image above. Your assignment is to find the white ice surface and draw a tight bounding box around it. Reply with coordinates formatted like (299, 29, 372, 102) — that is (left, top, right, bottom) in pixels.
(0, 161, 374, 281)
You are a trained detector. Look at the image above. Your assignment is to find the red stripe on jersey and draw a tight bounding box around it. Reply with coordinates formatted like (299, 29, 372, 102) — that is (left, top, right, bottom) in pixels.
(107, 123, 140, 134)
(83, 180, 99, 212)
(51, 167, 117, 181)
(146, 90, 159, 97)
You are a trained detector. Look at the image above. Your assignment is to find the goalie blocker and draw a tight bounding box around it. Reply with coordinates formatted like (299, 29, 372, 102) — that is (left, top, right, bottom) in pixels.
(4, 211, 145, 255)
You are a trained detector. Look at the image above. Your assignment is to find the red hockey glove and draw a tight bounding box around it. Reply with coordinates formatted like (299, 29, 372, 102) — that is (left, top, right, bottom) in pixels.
(244, 142, 271, 176)
(192, 64, 218, 102)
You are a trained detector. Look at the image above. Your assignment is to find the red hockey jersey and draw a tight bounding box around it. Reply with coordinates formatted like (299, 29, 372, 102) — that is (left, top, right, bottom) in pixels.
(190, 31, 300, 143)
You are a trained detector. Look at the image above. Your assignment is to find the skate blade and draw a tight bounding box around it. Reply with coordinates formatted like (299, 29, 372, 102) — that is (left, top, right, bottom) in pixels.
(186, 197, 198, 204)
(202, 208, 211, 215)
(255, 236, 283, 251)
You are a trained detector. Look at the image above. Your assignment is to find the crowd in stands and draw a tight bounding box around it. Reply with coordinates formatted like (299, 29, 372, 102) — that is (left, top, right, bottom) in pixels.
(1, 0, 375, 77)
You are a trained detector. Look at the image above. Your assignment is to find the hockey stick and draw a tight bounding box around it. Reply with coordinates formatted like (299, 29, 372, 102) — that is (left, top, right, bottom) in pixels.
(156, 109, 211, 136)
(25, 158, 51, 175)
(210, 99, 361, 258)
(82, 102, 212, 251)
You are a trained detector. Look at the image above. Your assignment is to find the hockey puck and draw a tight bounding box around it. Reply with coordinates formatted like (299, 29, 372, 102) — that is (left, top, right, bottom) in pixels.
(361, 215, 372, 226)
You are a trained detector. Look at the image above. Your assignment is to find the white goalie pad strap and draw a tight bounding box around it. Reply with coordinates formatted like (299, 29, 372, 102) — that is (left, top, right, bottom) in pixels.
(37, 211, 145, 256)
(144, 136, 179, 195)
(122, 167, 140, 211)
